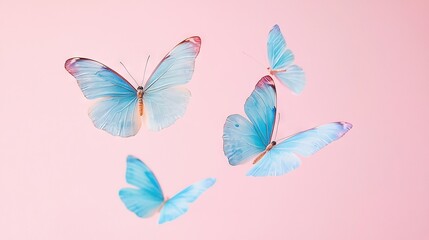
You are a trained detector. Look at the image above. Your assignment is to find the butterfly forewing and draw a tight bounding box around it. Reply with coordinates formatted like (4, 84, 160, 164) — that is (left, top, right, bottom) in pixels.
(247, 122, 353, 177)
(244, 75, 277, 146)
(142, 36, 201, 131)
(65, 58, 136, 99)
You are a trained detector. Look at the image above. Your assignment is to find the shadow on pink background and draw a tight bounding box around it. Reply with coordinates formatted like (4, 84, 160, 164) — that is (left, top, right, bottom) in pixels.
(0, 0, 428, 239)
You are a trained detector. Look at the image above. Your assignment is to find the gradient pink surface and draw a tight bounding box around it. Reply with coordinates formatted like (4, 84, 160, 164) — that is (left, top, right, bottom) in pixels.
(1, 0, 428, 239)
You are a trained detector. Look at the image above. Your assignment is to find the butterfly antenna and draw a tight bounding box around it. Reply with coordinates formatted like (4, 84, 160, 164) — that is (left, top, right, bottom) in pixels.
(120, 61, 139, 86)
(242, 51, 265, 68)
(141, 55, 150, 86)
(274, 112, 281, 140)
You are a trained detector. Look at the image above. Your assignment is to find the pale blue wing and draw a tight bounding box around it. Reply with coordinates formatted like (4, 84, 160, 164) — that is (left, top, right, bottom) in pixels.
(65, 58, 136, 99)
(124, 156, 163, 192)
(65, 58, 140, 137)
(142, 36, 201, 131)
(158, 178, 216, 224)
(223, 114, 265, 166)
(143, 36, 201, 92)
(274, 122, 353, 157)
(247, 150, 301, 177)
(119, 156, 165, 218)
(273, 65, 306, 94)
(247, 122, 353, 177)
(143, 87, 191, 131)
(118, 188, 164, 218)
(267, 25, 306, 94)
(88, 96, 141, 137)
(267, 25, 294, 70)
(244, 75, 277, 146)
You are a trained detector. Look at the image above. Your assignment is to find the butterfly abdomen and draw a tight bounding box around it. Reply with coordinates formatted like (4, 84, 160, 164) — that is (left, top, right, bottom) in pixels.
(137, 87, 144, 116)
(253, 141, 276, 164)
(269, 68, 287, 75)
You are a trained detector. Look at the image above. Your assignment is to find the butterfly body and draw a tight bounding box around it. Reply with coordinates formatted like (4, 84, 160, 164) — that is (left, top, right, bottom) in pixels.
(253, 141, 276, 164)
(137, 86, 144, 116)
(65, 36, 201, 137)
(223, 75, 352, 177)
(268, 67, 286, 75)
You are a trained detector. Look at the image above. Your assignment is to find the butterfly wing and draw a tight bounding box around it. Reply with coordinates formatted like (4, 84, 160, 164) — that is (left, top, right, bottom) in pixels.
(267, 24, 306, 94)
(223, 76, 276, 166)
(247, 122, 353, 177)
(244, 75, 277, 146)
(223, 114, 265, 165)
(65, 58, 141, 137)
(158, 178, 216, 224)
(119, 156, 165, 218)
(142, 36, 201, 131)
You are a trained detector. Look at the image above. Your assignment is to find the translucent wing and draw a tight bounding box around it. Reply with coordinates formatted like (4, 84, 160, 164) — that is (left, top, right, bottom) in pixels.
(119, 156, 165, 218)
(89, 97, 141, 137)
(247, 122, 353, 177)
(274, 122, 353, 157)
(65, 58, 140, 137)
(267, 25, 306, 94)
(143, 87, 191, 131)
(223, 114, 265, 166)
(142, 36, 201, 131)
(244, 75, 277, 146)
(274, 65, 305, 94)
(267, 25, 294, 70)
(158, 178, 216, 224)
(65, 58, 136, 99)
(247, 150, 301, 177)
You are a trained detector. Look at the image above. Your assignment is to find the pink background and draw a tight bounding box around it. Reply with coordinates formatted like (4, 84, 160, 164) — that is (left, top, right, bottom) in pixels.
(1, 0, 428, 239)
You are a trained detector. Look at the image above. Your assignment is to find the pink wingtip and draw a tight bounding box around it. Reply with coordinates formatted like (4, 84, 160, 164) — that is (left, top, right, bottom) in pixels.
(341, 122, 353, 130)
(186, 36, 201, 45)
(64, 57, 80, 74)
(256, 75, 275, 89)
(337, 122, 353, 138)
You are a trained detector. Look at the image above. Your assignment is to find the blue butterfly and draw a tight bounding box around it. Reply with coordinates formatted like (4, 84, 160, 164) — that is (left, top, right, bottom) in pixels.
(119, 156, 216, 224)
(267, 24, 306, 94)
(223, 75, 352, 177)
(65, 36, 201, 137)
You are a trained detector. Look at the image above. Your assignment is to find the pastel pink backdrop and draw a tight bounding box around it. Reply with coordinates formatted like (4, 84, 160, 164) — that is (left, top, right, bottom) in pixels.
(0, 0, 428, 239)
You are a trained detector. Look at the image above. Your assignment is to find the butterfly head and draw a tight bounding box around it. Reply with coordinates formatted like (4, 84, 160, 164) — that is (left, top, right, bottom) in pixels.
(137, 86, 144, 97)
(266, 141, 276, 151)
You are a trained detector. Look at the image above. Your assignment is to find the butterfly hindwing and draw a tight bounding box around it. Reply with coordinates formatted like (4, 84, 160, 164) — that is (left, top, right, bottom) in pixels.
(274, 64, 305, 94)
(89, 97, 141, 137)
(247, 122, 353, 177)
(119, 156, 164, 218)
(158, 178, 216, 224)
(143, 36, 201, 131)
(267, 24, 306, 94)
(247, 151, 301, 177)
(223, 114, 265, 166)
